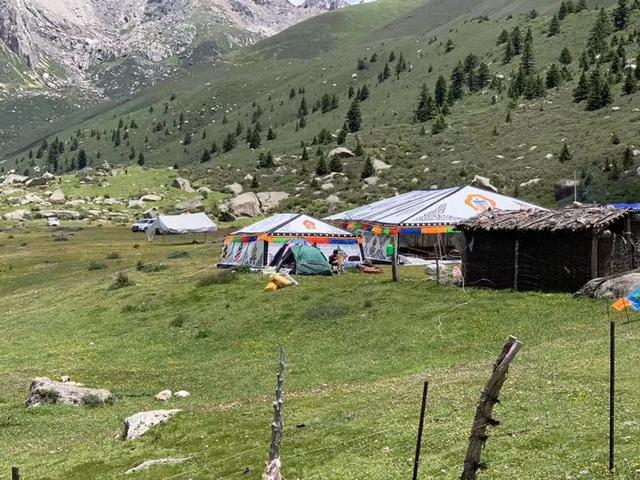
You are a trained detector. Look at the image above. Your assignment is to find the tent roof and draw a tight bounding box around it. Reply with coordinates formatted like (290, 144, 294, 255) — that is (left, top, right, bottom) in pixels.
(233, 213, 356, 237)
(154, 213, 217, 233)
(325, 186, 542, 227)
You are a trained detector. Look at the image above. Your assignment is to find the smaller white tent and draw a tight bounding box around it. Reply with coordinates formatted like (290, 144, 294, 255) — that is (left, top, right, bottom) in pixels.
(219, 213, 363, 268)
(146, 213, 217, 241)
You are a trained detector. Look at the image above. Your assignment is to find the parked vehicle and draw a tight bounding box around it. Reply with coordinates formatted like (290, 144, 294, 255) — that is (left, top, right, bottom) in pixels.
(131, 218, 155, 232)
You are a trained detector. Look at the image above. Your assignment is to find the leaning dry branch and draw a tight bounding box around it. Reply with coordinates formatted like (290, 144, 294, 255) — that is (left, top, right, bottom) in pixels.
(460, 336, 522, 480)
(264, 349, 286, 480)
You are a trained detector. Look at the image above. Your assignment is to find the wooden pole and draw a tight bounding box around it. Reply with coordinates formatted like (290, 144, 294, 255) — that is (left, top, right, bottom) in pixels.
(11, 467, 20, 480)
(513, 238, 519, 291)
(609, 320, 615, 474)
(412, 381, 430, 480)
(265, 349, 286, 480)
(435, 235, 441, 285)
(392, 233, 399, 282)
(591, 232, 599, 279)
(461, 336, 522, 480)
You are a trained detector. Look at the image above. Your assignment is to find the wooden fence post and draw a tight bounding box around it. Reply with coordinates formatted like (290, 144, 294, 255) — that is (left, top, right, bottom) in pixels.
(460, 336, 522, 480)
(12, 466, 20, 480)
(513, 238, 519, 291)
(264, 349, 286, 480)
(412, 381, 430, 480)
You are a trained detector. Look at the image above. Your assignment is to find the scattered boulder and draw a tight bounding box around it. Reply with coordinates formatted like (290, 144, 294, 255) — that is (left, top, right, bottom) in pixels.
(174, 390, 190, 398)
(224, 183, 243, 196)
(328, 147, 355, 158)
(325, 194, 340, 204)
(125, 458, 191, 474)
(17, 193, 44, 205)
(321, 183, 334, 191)
(576, 271, 640, 299)
(175, 199, 204, 212)
(197, 187, 212, 199)
(520, 178, 541, 188)
(3, 209, 32, 221)
(25, 175, 53, 187)
(470, 175, 498, 193)
(26, 377, 113, 407)
(363, 176, 379, 186)
(140, 194, 162, 202)
(122, 409, 181, 440)
(257, 191, 289, 212)
(372, 159, 391, 171)
(155, 390, 172, 401)
(2, 174, 28, 185)
(128, 199, 146, 209)
(229, 192, 261, 217)
(48, 189, 66, 204)
(172, 178, 195, 193)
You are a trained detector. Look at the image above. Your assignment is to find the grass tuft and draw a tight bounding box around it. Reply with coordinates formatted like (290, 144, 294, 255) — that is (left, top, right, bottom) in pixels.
(306, 304, 349, 320)
(196, 270, 237, 287)
(106, 252, 121, 260)
(109, 272, 133, 290)
(168, 251, 191, 259)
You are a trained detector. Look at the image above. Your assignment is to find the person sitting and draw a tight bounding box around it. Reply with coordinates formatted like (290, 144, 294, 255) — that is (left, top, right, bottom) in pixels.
(328, 249, 345, 274)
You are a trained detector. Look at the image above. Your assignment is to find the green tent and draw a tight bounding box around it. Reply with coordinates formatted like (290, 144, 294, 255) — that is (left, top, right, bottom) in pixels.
(275, 244, 332, 276)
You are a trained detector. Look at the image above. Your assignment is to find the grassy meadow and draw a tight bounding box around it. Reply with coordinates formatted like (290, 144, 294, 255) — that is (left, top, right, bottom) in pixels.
(0, 225, 639, 479)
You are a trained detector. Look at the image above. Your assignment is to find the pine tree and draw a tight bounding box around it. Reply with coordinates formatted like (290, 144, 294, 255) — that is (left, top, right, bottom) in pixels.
(395, 53, 408, 77)
(389, 51, 396, 62)
(548, 14, 561, 36)
(586, 67, 608, 110)
(346, 99, 362, 132)
(476, 62, 491, 89)
(613, 0, 629, 30)
(289, 88, 296, 99)
(505, 109, 512, 123)
(623, 66, 637, 94)
(235, 121, 243, 137)
(449, 61, 465, 101)
(183, 132, 191, 145)
(200, 149, 210, 163)
(337, 125, 347, 145)
(574, 71, 590, 102)
(413, 84, 435, 123)
(348, 85, 355, 98)
(315, 156, 328, 176)
(223, 133, 237, 152)
(211, 142, 218, 153)
(251, 176, 259, 189)
(559, 143, 572, 162)
(521, 28, 535, 76)
(546, 64, 562, 88)
(623, 146, 634, 169)
(77, 149, 88, 170)
(267, 127, 276, 140)
(588, 8, 611, 55)
(503, 40, 514, 64)
(559, 47, 573, 65)
(511, 26, 523, 55)
(298, 97, 308, 117)
(558, 0, 569, 19)
(361, 156, 375, 179)
(497, 29, 510, 45)
(431, 114, 447, 134)
(434, 76, 448, 107)
(329, 155, 343, 173)
(354, 139, 365, 156)
(301, 147, 309, 162)
(249, 129, 261, 149)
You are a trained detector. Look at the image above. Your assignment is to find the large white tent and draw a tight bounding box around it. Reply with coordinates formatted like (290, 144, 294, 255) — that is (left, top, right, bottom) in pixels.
(325, 186, 542, 262)
(219, 213, 363, 268)
(146, 213, 217, 241)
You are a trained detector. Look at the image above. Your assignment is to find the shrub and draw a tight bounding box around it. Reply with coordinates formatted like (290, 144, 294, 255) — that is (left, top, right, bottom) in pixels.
(106, 252, 121, 260)
(195, 328, 210, 339)
(363, 299, 374, 308)
(52, 234, 68, 242)
(88, 261, 106, 271)
(82, 393, 111, 407)
(196, 270, 237, 287)
(306, 304, 349, 320)
(170, 312, 189, 328)
(167, 250, 190, 259)
(136, 261, 168, 273)
(109, 272, 133, 290)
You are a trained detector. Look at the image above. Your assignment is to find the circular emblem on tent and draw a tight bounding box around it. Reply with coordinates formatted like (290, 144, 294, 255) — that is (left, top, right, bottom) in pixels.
(303, 219, 317, 230)
(465, 194, 497, 212)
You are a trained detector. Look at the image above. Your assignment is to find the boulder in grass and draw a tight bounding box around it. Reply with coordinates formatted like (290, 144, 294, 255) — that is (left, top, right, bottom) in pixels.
(171, 178, 195, 193)
(576, 271, 640, 299)
(174, 390, 190, 398)
(470, 175, 498, 193)
(122, 409, 181, 440)
(48, 189, 66, 204)
(26, 377, 113, 407)
(224, 183, 243, 196)
(257, 192, 289, 212)
(155, 390, 172, 401)
(328, 147, 355, 158)
(228, 192, 261, 217)
(175, 198, 204, 212)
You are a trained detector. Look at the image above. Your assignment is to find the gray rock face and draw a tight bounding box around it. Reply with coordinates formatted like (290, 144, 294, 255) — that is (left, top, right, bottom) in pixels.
(175, 198, 204, 212)
(576, 271, 640, 299)
(172, 178, 195, 193)
(328, 147, 355, 158)
(26, 377, 113, 407)
(3, 209, 32, 221)
(257, 191, 289, 211)
(224, 182, 243, 196)
(2, 174, 28, 185)
(229, 192, 261, 217)
(125, 457, 191, 474)
(123, 409, 181, 440)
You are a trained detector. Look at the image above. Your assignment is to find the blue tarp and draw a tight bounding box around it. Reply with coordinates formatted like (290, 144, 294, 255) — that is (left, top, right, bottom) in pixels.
(609, 203, 640, 209)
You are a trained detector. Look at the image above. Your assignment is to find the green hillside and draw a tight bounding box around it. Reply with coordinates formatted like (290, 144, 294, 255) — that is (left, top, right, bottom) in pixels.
(4, 0, 640, 214)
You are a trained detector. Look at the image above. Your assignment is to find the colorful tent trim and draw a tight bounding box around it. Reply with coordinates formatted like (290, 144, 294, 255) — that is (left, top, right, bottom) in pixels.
(337, 222, 458, 235)
(259, 234, 362, 245)
(611, 287, 640, 311)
